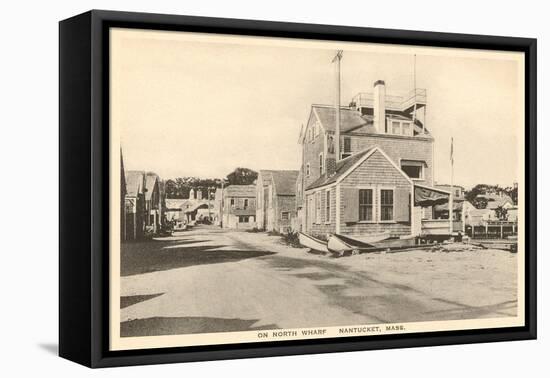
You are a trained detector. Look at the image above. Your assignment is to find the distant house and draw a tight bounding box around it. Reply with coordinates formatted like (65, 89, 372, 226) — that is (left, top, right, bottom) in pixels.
(213, 188, 223, 225)
(164, 198, 186, 223)
(256, 170, 299, 233)
(476, 193, 514, 210)
(124, 171, 147, 240)
(464, 206, 496, 227)
(144, 173, 162, 234)
(180, 199, 211, 223)
(222, 185, 256, 229)
(120, 152, 127, 240)
(435, 184, 465, 201)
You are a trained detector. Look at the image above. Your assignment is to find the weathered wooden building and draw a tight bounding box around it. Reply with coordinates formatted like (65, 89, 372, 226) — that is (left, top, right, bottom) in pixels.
(297, 80, 453, 239)
(124, 171, 147, 240)
(144, 173, 162, 234)
(256, 170, 299, 233)
(221, 185, 256, 229)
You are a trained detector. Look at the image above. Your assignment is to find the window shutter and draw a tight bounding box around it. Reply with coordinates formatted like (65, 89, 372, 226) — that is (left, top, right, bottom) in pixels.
(341, 187, 359, 223)
(395, 187, 411, 222)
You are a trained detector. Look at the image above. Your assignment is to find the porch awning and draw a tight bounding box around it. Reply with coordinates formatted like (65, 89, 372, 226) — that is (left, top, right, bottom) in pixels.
(414, 185, 450, 207)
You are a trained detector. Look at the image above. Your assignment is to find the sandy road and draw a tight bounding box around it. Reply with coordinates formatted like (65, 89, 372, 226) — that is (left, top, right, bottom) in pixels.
(120, 226, 517, 337)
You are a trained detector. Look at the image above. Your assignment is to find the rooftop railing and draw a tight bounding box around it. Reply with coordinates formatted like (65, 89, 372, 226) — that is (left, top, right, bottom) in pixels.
(351, 88, 427, 111)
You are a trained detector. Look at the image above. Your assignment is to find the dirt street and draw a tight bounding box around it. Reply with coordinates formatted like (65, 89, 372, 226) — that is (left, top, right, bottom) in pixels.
(120, 226, 517, 337)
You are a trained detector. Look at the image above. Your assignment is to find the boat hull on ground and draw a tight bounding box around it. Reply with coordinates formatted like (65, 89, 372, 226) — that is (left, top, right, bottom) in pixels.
(328, 234, 374, 255)
(298, 232, 329, 254)
(341, 231, 390, 244)
(330, 233, 417, 254)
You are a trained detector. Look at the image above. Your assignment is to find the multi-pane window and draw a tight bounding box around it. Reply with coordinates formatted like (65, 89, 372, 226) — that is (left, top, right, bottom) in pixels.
(380, 189, 394, 221)
(244, 199, 249, 208)
(306, 163, 310, 177)
(230, 198, 235, 208)
(281, 211, 289, 221)
(319, 153, 324, 175)
(359, 189, 373, 221)
(315, 192, 321, 224)
(388, 120, 413, 136)
(325, 190, 331, 222)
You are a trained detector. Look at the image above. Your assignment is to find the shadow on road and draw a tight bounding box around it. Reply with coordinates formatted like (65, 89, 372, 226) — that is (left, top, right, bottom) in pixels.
(121, 293, 165, 309)
(122, 241, 276, 276)
(121, 316, 279, 337)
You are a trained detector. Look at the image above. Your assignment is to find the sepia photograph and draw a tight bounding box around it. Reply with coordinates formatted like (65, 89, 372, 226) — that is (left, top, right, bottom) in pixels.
(108, 27, 525, 351)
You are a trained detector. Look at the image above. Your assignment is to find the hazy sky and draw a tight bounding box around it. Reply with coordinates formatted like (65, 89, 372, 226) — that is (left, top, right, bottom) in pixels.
(112, 29, 523, 189)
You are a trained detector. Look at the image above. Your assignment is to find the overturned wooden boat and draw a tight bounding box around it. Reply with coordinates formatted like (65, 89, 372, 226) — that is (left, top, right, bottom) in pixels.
(298, 232, 329, 254)
(329, 233, 417, 254)
(328, 234, 374, 255)
(374, 235, 416, 249)
(343, 231, 390, 244)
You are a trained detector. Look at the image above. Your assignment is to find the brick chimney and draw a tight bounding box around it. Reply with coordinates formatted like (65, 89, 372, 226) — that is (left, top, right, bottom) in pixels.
(373, 80, 386, 133)
(325, 156, 337, 177)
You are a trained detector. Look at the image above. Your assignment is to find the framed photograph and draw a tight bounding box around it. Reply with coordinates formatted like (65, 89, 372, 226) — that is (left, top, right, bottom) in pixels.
(59, 10, 536, 368)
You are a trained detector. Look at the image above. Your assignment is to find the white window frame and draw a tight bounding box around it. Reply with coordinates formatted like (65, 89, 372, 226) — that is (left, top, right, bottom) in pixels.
(319, 152, 324, 175)
(357, 186, 376, 223)
(325, 189, 331, 224)
(341, 136, 352, 159)
(401, 121, 413, 136)
(306, 163, 310, 177)
(281, 211, 290, 221)
(388, 119, 413, 136)
(315, 191, 321, 224)
(378, 186, 396, 223)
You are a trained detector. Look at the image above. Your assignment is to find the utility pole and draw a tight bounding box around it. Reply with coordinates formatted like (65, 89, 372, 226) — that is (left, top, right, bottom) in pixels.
(412, 54, 417, 124)
(332, 50, 343, 161)
(449, 137, 454, 234)
(220, 180, 224, 228)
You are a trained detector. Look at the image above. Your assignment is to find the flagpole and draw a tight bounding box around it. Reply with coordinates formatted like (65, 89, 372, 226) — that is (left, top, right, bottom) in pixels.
(449, 137, 454, 234)
(332, 50, 343, 161)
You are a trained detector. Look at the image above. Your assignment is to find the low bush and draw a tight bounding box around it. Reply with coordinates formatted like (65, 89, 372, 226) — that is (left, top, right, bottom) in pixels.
(282, 231, 301, 248)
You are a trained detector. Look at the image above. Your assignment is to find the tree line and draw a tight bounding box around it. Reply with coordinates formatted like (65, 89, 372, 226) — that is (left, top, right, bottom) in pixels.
(164, 167, 258, 199)
(465, 184, 518, 209)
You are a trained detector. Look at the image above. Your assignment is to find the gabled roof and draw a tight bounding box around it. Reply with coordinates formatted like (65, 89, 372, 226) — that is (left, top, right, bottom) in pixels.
(165, 198, 187, 210)
(307, 105, 431, 139)
(313, 106, 369, 133)
(306, 147, 376, 190)
(144, 173, 159, 200)
(125, 171, 144, 197)
(476, 193, 514, 209)
(224, 185, 256, 197)
(259, 170, 299, 196)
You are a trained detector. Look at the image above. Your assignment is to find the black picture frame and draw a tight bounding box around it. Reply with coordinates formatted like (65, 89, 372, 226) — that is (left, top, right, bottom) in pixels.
(59, 9, 537, 368)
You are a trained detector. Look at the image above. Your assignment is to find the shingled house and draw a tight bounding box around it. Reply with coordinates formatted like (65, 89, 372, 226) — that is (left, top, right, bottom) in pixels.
(256, 170, 299, 233)
(297, 80, 453, 239)
(124, 171, 147, 240)
(144, 172, 162, 234)
(221, 185, 256, 229)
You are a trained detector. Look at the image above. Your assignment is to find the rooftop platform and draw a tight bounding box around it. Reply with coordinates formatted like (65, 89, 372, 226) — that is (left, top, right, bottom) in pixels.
(350, 88, 427, 113)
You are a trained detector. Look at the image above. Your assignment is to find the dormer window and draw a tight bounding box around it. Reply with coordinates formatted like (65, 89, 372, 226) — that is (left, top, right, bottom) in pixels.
(388, 119, 413, 136)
